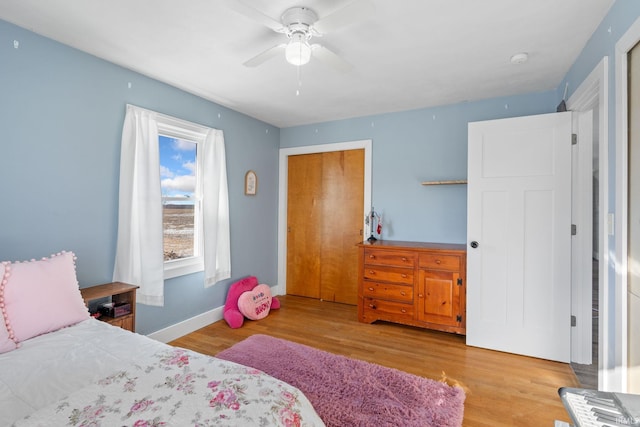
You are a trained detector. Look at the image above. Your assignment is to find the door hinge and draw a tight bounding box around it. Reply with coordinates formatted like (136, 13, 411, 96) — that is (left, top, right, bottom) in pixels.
(457, 278, 462, 286)
(456, 315, 463, 323)
(571, 315, 577, 327)
(572, 133, 577, 145)
(571, 224, 577, 235)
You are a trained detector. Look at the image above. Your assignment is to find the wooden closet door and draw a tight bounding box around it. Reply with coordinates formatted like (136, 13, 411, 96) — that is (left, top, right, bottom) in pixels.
(320, 150, 364, 304)
(287, 149, 364, 304)
(287, 153, 322, 299)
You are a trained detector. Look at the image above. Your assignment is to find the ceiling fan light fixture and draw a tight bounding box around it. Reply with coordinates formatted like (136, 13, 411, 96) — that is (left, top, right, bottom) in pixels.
(285, 32, 312, 66)
(510, 52, 528, 64)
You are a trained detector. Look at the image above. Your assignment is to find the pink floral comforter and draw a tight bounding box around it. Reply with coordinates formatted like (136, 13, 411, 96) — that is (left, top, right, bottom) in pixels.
(14, 347, 324, 427)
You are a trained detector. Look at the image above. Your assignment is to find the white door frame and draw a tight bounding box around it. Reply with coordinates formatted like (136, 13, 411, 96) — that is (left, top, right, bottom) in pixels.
(566, 57, 609, 388)
(276, 140, 373, 295)
(613, 16, 640, 393)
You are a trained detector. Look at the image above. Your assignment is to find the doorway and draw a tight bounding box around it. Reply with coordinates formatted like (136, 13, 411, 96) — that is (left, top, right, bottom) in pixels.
(276, 140, 373, 300)
(566, 58, 608, 389)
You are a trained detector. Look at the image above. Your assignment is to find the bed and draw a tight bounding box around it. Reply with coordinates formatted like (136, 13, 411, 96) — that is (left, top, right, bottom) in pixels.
(0, 253, 324, 426)
(2, 319, 324, 426)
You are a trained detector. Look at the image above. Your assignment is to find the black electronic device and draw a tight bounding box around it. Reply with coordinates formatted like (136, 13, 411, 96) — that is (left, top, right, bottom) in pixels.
(98, 302, 131, 318)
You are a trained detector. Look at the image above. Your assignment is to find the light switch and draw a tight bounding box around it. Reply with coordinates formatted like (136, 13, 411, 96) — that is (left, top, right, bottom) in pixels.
(608, 212, 615, 236)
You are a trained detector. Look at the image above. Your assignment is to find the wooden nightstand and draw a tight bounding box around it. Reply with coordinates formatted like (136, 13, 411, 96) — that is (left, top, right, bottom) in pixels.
(80, 282, 139, 332)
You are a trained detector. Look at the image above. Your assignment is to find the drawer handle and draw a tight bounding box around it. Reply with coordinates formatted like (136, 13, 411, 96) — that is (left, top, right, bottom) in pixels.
(369, 270, 375, 275)
(401, 257, 407, 262)
(369, 304, 377, 309)
(400, 291, 406, 296)
(401, 309, 407, 313)
(418, 294, 424, 298)
(369, 254, 376, 259)
(435, 259, 441, 264)
(401, 274, 407, 278)
(368, 287, 374, 291)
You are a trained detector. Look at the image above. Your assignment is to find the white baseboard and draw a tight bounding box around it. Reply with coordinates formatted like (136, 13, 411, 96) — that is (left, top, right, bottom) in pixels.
(147, 305, 224, 343)
(273, 286, 285, 298)
(146, 286, 283, 343)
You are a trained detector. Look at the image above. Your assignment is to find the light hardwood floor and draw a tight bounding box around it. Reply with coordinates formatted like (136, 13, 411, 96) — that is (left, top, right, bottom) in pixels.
(170, 295, 579, 426)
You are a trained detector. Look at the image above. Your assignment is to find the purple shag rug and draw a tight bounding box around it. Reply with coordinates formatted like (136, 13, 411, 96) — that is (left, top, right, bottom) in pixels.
(216, 334, 465, 427)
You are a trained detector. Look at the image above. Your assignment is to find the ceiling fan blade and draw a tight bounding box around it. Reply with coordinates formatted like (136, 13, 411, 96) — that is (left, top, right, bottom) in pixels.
(311, 44, 352, 73)
(243, 44, 286, 67)
(223, 0, 285, 33)
(313, 0, 375, 34)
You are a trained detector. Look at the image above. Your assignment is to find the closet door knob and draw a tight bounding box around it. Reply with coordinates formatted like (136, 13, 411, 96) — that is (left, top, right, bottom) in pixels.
(470, 241, 479, 249)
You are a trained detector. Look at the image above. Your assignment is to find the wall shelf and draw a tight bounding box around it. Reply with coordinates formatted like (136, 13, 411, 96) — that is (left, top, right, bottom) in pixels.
(421, 180, 467, 185)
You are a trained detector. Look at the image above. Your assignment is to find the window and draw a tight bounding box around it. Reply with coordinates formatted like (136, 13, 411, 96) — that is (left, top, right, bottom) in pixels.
(114, 104, 231, 306)
(157, 120, 206, 279)
(160, 136, 199, 258)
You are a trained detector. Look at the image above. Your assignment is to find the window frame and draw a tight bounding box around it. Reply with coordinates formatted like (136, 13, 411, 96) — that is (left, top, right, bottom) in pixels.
(156, 117, 208, 280)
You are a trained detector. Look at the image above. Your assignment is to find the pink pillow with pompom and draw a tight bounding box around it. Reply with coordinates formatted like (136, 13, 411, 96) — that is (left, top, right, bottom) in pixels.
(0, 321, 17, 353)
(0, 263, 18, 353)
(237, 284, 273, 321)
(2, 251, 89, 342)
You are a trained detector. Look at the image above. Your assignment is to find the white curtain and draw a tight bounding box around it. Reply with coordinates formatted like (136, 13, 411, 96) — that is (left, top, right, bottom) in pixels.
(202, 129, 231, 287)
(113, 105, 165, 306)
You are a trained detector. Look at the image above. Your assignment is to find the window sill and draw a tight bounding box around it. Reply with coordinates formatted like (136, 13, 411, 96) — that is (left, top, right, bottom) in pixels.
(164, 257, 204, 279)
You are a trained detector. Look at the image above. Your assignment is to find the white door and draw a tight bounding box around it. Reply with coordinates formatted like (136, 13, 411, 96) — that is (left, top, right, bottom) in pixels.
(466, 112, 572, 363)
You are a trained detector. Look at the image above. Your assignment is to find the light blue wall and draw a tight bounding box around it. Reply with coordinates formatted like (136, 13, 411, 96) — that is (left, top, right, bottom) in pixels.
(0, 19, 280, 335)
(281, 92, 557, 243)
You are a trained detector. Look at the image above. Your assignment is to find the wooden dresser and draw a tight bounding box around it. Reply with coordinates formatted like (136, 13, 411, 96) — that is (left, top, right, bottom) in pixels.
(357, 240, 467, 335)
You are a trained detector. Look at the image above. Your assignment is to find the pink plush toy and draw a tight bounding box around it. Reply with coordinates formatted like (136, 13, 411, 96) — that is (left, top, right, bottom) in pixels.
(223, 276, 280, 329)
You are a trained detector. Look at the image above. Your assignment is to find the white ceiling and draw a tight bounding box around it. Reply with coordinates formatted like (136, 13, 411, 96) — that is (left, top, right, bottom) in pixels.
(0, 0, 614, 128)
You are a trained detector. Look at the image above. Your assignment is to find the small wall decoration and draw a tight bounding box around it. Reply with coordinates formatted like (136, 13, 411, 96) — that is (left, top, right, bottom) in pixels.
(245, 170, 257, 195)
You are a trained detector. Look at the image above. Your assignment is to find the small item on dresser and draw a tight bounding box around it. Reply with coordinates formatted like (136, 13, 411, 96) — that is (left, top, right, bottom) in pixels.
(98, 302, 131, 318)
(365, 207, 383, 242)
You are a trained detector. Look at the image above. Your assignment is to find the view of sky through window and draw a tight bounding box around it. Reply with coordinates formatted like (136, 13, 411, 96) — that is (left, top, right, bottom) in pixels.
(160, 135, 198, 261)
(159, 135, 196, 201)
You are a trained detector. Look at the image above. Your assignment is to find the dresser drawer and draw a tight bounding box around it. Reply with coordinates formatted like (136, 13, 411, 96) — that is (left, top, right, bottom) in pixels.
(362, 298, 414, 321)
(363, 266, 413, 285)
(362, 281, 413, 302)
(364, 248, 415, 267)
(419, 253, 461, 271)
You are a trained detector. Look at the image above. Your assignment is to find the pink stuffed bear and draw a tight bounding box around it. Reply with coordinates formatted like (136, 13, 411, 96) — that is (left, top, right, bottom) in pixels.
(223, 276, 280, 328)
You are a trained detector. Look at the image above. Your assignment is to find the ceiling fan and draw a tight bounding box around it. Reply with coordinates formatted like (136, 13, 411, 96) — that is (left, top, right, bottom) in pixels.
(225, 0, 374, 72)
